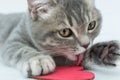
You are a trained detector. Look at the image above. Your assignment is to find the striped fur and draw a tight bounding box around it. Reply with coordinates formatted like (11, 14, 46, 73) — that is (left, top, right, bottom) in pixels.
(0, 0, 103, 77)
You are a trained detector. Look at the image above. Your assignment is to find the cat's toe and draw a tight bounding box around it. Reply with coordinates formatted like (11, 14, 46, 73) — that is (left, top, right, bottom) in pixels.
(85, 40, 120, 67)
(100, 41, 120, 66)
(40, 56, 56, 75)
(99, 41, 120, 66)
(21, 55, 56, 77)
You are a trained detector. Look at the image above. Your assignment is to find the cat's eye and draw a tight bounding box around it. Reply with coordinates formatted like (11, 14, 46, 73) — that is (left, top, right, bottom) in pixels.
(59, 28, 73, 37)
(88, 21, 96, 31)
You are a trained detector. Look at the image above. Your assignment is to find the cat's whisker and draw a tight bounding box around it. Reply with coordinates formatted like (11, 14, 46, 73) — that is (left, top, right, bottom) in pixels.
(0, 0, 102, 77)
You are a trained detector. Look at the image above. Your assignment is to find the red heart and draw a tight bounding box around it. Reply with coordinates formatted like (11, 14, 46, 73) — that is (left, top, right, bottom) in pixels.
(32, 66, 95, 80)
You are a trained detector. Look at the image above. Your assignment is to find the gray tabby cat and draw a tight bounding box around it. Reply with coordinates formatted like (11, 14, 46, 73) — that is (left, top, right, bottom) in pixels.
(0, 0, 120, 77)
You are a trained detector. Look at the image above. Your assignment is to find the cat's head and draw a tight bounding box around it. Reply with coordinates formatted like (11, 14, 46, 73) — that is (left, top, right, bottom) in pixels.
(27, 0, 102, 61)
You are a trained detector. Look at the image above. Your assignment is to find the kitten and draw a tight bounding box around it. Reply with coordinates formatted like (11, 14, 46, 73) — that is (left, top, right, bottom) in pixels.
(0, 0, 120, 77)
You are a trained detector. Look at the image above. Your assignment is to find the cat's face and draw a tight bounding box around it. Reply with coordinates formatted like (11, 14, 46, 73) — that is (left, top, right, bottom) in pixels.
(27, 0, 102, 61)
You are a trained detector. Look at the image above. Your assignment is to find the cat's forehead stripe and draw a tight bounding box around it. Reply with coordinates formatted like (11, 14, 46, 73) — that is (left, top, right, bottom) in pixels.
(65, 13, 89, 28)
(66, 11, 89, 27)
(66, 15, 73, 27)
(57, 0, 91, 25)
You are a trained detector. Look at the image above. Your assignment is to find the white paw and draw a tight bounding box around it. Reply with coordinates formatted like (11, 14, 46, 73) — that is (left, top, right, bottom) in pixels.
(21, 55, 56, 77)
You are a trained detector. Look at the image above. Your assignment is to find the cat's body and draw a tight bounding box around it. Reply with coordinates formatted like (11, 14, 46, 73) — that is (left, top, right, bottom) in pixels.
(0, 13, 22, 43)
(0, 0, 120, 77)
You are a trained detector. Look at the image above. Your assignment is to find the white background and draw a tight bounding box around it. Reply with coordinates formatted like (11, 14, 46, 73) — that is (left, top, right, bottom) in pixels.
(0, 0, 120, 80)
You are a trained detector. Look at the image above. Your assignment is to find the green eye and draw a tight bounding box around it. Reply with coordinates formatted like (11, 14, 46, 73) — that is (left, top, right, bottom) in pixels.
(59, 28, 73, 37)
(88, 21, 96, 31)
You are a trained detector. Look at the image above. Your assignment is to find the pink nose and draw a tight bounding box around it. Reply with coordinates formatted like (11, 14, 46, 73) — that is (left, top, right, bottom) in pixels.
(81, 43, 90, 48)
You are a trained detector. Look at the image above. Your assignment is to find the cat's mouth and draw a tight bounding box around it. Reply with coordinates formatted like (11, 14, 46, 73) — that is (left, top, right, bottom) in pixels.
(61, 48, 86, 65)
(64, 52, 84, 66)
(76, 53, 84, 65)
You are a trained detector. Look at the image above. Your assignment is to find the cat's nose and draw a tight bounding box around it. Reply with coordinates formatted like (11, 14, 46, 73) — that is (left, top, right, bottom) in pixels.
(81, 43, 90, 49)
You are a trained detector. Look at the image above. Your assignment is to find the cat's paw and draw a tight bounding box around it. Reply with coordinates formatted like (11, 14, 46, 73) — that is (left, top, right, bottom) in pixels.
(86, 40, 120, 67)
(21, 55, 56, 77)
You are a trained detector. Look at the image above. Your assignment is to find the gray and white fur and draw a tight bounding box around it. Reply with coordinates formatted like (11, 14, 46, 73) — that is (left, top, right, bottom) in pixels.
(0, 0, 120, 77)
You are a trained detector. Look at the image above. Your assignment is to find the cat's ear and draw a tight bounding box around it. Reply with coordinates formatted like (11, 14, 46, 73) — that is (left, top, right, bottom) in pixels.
(27, 0, 57, 20)
(27, 0, 37, 20)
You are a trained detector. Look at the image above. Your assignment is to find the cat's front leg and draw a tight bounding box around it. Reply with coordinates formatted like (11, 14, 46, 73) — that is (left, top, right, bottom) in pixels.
(82, 41, 120, 69)
(1, 43, 56, 77)
(21, 54, 56, 77)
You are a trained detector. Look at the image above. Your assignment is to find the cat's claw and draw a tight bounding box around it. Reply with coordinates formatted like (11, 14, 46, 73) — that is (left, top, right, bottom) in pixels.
(84, 40, 120, 67)
(21, 55, 56, 77)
